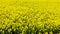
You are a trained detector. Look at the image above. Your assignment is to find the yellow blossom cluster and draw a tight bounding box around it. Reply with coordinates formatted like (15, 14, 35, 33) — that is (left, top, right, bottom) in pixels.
(0, 0, 60, 34)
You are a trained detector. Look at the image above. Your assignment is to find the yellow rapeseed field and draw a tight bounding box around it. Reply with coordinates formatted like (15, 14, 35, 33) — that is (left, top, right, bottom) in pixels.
(0, 0, 60, 34)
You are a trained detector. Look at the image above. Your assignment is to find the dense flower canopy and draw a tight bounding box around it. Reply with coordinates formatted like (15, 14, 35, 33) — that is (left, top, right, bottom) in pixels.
(0, 0, 60, 34)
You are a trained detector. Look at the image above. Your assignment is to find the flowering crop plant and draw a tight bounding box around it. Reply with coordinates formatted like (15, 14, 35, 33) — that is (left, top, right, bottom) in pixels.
(0, 0, 60, 34)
